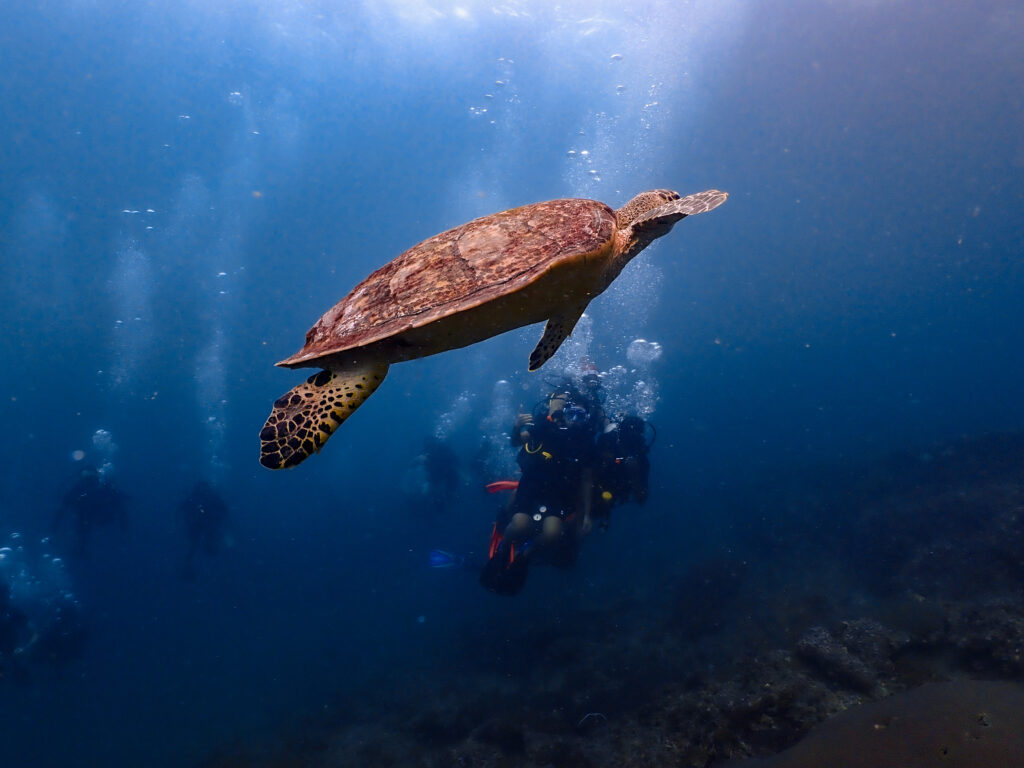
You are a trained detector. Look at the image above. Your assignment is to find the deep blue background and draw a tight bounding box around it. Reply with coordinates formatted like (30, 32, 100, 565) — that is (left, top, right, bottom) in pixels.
(0, 0, 1021, 763)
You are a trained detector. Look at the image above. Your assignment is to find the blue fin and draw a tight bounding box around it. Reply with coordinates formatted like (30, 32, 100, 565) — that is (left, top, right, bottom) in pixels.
(428, 549, 464, 568)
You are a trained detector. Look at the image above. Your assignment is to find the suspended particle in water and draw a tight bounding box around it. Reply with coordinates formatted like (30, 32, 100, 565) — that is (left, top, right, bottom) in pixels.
(610, 53, 623, 61)
(227, 91, 243, 106)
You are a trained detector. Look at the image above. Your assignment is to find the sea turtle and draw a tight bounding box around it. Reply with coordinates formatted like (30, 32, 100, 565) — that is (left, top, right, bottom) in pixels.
(260, 188, 727, 469)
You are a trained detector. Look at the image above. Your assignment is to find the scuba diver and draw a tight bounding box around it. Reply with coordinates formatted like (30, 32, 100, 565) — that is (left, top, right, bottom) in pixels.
(481, 384, 601, 595)
(0, 582, 35, 681)
(592, 415, 653, 529)
(0, 583, 31, 657)
(28, 593, 86, 671)
(52, 464, 128, 555)
(402, 436, 461, 518)
(179, 480, 230, 579)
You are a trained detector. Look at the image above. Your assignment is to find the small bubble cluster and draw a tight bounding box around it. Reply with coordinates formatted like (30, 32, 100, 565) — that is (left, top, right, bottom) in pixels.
(626, 338, 663, 368)
(477, 379, 517, 478)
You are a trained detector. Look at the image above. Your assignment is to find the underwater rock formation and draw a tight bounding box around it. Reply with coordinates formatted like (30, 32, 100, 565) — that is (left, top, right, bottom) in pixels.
(207, 431, 1024, 767)
(725, 680, 1024, 768)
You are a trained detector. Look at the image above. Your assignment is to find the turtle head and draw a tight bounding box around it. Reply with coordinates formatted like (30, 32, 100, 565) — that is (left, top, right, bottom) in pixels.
(614, 188, 728, 267)
(615, 189, 684, 266)
(615, 189, 680, 229)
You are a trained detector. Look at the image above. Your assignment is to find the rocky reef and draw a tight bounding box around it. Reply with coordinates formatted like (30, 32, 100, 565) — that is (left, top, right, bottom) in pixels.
(207, 431, 1024, 767)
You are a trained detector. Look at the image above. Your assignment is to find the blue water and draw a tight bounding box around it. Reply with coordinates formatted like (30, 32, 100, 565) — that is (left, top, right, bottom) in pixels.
(0, 0, 1021, 764)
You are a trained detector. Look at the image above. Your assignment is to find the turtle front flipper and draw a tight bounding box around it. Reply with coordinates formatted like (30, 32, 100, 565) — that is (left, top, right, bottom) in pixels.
(259, 363, 389, 469)
(528, 303, 587, 371)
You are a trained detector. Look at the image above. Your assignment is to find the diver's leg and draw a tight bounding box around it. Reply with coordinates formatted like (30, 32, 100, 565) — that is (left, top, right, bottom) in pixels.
(503, 512, 532, 543)
(540, 515, 563, 546)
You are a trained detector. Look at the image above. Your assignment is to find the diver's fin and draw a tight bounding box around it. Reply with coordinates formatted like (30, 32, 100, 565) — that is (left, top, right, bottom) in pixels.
(528, 303, 587, 371)
(485, 480, 520, 494)
(259, 363, 389, 469)
(428, 549, 464, 569)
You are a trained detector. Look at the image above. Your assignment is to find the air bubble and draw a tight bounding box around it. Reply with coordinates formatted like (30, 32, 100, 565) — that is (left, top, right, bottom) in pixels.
(626, 339, 663, 367)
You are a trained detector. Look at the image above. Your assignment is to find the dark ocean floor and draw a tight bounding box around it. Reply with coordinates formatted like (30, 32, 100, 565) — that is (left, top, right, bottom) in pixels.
(209, 431, 1024, 767)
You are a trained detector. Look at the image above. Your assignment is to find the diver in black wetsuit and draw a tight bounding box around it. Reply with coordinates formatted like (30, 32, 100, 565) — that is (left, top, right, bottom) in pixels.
(0, 582, 34, 680)
(420, 436, 461, 516)
(52, 465, 128, 555)
(30, 594, 86, 670)
(179, 480, 229, 578)
(0, 583, 29, 658)
(481, 386, 600, 594)
(592, 414, 652, 529)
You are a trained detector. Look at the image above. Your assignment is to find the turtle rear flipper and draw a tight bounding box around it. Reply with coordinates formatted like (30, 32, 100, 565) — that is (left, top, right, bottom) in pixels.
(259, 363, 389, 469)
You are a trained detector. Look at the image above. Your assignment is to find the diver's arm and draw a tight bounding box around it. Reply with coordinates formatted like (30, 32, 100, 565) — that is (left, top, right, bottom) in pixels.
(579, 468, 594, 535)
(52, 499, 68, 533)
(510, 413, 534, 447)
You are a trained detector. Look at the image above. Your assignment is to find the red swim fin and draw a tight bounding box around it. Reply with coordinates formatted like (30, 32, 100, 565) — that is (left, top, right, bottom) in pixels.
(486, 480, 520, 493)
(488, 523, 503, 560)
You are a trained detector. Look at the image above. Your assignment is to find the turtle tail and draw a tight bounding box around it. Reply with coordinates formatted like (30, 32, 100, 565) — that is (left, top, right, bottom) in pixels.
(259, 363, 389, 469)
